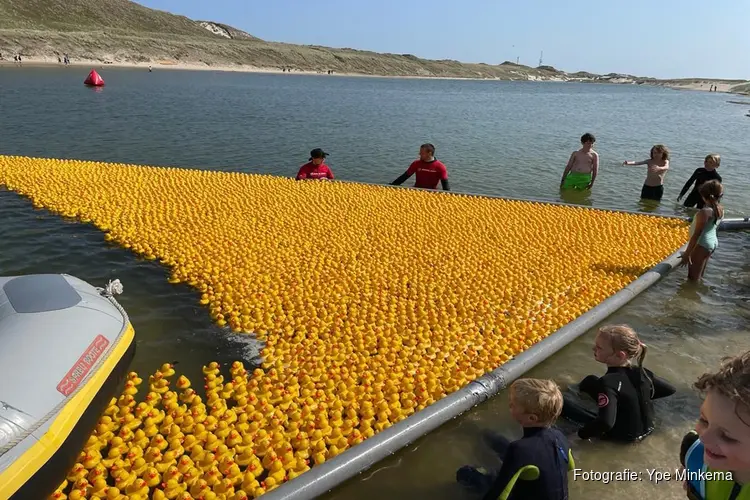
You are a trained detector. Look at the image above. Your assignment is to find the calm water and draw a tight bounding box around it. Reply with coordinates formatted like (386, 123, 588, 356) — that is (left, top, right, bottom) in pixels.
(1, 67, 749, 499)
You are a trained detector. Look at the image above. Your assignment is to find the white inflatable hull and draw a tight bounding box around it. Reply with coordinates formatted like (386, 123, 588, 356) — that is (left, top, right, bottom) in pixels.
(0, 274, 136, 499)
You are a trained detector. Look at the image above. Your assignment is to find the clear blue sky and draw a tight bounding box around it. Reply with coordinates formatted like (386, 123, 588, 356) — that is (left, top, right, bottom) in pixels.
(139, 0, 748, 79)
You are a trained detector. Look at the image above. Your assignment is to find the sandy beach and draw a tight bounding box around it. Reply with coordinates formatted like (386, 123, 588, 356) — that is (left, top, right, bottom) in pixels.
(0, 56, 525, 82)
(1, 57, 746, 93)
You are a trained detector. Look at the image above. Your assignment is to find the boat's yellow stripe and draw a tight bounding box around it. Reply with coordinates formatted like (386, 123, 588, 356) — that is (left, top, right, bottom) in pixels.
(0, 322, 135, 498)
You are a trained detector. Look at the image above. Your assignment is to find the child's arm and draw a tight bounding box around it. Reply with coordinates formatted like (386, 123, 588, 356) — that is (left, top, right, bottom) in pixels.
(651, 160, 670, 173)
(652, 376, 677, 399)
(679, 209, 708, 267)
(588, 152, 599, 188)
(577, 386, 618, 439)
(560, 152, 575, 186)
(481, 443, 521, 500)
(645, 368, 677, 399)
(622, 159, 649, 166)
(678, 168, 700, 201)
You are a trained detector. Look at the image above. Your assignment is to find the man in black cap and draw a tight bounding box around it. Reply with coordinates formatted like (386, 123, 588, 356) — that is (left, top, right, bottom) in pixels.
(296, 148, 335, 180)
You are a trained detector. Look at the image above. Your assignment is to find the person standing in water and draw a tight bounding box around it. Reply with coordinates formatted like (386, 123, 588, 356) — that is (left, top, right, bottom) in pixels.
(561, 324, 676, 442)
(622, 144, 670, 201)
(680, 180, 724, 281)
(295, 148, 335, 180)
(560, 133, 599, 190)
(391, 143, 450, 191)
(678, 154, 722, 209)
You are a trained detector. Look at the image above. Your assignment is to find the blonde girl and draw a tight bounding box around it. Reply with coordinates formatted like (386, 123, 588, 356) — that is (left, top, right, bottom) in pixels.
(680, 179, 724, 280)
(677, 153, 722, 209)
(561, 325, 676, 442)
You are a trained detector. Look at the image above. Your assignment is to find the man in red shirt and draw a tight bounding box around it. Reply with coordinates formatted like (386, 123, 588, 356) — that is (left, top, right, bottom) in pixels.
(391, 143, 450, 190)
(296, 148, 335, 180)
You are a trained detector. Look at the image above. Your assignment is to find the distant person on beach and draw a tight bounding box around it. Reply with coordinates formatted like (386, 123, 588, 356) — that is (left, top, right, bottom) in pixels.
(678, 154, 722, 209)
(680, 180, 724, 281)
(622, 144, 670, 201)
(391, 143, 450, 191)
(296, 148, 335, 180)
(560, 133, 599, 190)
(456, 378, 574, 500)
(680, 351, 750, 500)
(560, 324, 676, 442)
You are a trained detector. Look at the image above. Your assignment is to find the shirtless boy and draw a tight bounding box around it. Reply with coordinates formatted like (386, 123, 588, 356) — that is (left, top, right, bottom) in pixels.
(560, 133, 599, 190)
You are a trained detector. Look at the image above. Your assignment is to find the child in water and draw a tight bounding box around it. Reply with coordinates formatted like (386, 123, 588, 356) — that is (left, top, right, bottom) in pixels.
(561, 324, 676, 442)
(456, 378, 574, 500)
(678, 154, 723, 209)
(560, 133, 599, 190)
(622, 144, 670, 201)
(680, 351, 750, 500)
(679, 180, 724, 281)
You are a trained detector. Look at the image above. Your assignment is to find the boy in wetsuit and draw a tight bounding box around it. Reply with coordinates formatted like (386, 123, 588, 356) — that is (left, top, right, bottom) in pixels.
(560, 133, 599, 190)
(456, 378, 573, 500)
(680, 351, 750, 500)
(561, 325, 676, 442)
(678, 154, 722, 209)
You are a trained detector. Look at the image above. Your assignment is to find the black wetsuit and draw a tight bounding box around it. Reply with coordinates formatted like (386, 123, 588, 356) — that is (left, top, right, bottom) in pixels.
(479, 427, 571, 500)
(562, 366, 676, 442)
(679, 168, 722, 208)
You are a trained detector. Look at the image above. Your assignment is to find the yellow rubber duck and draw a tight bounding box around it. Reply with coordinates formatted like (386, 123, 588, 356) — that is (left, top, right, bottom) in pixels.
(129, 456, 148, 476)
(204, 433, 221, 453)
(230, 490, 250, 500)
(202, 361, 220, 377)
(181, 466, 202, 487)
(89, 480, 109, 500)
(155, 450, 178, 474)
(159, 363, 176, 378)
(213, 444, 231, 465)
(103, 487, 125, 500)
(287, 458, 310, 480)
(125, 478, 150, 497)
(81, 450, 102, 469)
(202, 466, 222, 487)
(175, 455, 193, 474)
(117, 426, 134, 442)
(159, 415, 176, 435)
(162, 478, 184, 499)
(123, 380, 139, 396)
(143, 467, 161, 488)
(150, 434, 169, 452)
(163, 464, 182, 485)
(234, 443, 257, 467)
(189, 444, 206, 463)
(67, 489, 86, 500)
(144, 445, 162, 464)
(151, 489, 167, 500)
(197, 450, 216, 472)
(178, 387, 196, 405)
(150, 378, 170, 395)
(189, 478, 210, 497)
(214, 420, 231, 440)
(127, 371, 143, 387)
(212, 477, 236, 497)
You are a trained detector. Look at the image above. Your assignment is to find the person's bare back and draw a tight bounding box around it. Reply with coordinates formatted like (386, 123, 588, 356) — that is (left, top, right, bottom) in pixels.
(569, 149, 598, 174)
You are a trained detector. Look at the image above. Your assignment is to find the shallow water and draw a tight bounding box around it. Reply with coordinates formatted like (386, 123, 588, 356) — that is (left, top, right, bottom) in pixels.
(1, 67, 748, 499)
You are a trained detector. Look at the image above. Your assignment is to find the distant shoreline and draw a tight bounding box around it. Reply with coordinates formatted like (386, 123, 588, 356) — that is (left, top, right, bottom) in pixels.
(0, 57, 746, 94)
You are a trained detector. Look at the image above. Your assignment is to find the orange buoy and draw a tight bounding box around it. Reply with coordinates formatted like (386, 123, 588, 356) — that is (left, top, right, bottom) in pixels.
(84, 70, 105, 87)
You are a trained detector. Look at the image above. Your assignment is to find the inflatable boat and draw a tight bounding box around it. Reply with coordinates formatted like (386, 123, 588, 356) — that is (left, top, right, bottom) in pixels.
(0, 274, 136, 499)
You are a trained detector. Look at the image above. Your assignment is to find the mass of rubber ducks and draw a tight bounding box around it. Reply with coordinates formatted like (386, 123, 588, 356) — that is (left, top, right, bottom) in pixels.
(0, 156, 688, 498)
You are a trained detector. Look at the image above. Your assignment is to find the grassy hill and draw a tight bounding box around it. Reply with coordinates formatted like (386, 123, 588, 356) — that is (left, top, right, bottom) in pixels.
(0, 0, 592, 79)
(0, 0, 741, 86)
(0, 0, 224, 37)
